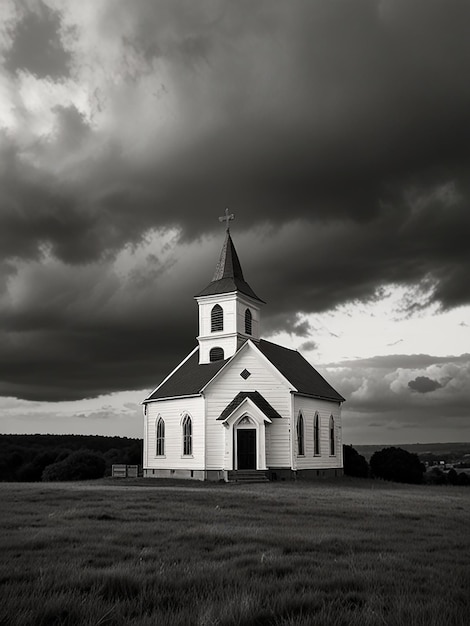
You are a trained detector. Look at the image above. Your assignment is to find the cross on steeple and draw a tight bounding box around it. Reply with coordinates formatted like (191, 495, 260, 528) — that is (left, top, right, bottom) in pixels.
(219, 208, 235, 231)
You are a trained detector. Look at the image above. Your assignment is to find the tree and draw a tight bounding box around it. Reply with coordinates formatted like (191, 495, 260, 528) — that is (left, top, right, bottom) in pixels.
(424, 467, 448, 485)
(17, 451, 62, 482)
(370, 447, 425, 484)
(42, 450, 106, 481)
(456, 472, 470, 486)
(447, 468, 459, 485)
(343, 445, 369, 477)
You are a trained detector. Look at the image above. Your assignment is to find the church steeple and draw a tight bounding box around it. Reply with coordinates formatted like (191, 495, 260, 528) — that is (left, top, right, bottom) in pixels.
(213, 230, 244, 281)
(195, 213, 264, 364)
(195, 230, 264, 303)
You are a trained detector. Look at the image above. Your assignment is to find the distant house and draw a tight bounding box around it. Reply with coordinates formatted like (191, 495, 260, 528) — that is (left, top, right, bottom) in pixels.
(142, 221, 345, 481)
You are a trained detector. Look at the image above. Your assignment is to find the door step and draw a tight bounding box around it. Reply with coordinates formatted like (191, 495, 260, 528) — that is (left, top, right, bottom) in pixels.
(228, 470, 269, 483)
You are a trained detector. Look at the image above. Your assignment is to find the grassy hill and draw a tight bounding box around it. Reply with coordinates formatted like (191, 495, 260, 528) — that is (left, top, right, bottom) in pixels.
(0, 478, 468, 625)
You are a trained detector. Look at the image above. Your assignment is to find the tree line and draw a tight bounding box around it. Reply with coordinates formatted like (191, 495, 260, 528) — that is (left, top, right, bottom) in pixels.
(1, 434, 468, 484)
(0, 434, 142, 482)
(343, 444, 470, 485)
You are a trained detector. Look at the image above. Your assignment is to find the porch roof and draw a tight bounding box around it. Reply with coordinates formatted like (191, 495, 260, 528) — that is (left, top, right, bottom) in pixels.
(217, 391, 282, 421)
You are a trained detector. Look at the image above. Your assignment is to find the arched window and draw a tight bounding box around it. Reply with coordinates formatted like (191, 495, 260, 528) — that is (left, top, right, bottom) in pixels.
(210, 347, 224, 362)
(329, 416, 335, 456)
(297, 412, 305, 456)
(156, 417, 165, 456)
(314, 413, 320, 456)
(245, 308, 252, 335)
(211, 304, 223, 332)
(182, 415, 192, 456)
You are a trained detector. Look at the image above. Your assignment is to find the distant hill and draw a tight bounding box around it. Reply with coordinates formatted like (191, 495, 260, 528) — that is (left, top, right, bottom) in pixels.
(351, 442, 470, 463)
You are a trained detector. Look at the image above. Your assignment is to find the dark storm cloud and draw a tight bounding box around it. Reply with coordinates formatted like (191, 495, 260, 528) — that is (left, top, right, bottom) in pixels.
(0, 234, 209, 400)
(299, 341, 318, 353)
(408, 376, 442, 394)
(264, 314, 314, 338)
(0, 303, 196, 401)
(4, 2, 71, 79)
(325, 352, 470, 421)
(1, 0, 470, 401)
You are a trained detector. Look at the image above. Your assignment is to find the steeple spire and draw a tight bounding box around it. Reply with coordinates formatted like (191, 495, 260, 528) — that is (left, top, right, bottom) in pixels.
(196, 229, 264, 303)
(212, 230, 244, 282)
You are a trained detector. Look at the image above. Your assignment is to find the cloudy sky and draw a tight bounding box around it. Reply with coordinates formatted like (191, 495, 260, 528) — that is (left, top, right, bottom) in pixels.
(0, 0, 469, 444)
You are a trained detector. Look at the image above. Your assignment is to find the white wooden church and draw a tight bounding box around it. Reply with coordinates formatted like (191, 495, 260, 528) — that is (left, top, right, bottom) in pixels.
(142, 215, 345, 481)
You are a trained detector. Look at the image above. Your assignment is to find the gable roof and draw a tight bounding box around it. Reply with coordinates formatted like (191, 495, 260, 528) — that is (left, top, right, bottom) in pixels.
(217, 391, 282, 421)
(144, 349, 227, 401)
(195, 231, 264, 303)
(144, 340, 344, 404)
(258, 340, 345, 402)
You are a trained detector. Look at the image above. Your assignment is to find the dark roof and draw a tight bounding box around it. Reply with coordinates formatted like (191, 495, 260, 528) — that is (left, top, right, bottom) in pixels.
(144, 349, 227, 401)
(144, 340, 345, 404)
(217, 391, 283, 421)
(258, 340, 345, 402)
(195, 231, 264, 303)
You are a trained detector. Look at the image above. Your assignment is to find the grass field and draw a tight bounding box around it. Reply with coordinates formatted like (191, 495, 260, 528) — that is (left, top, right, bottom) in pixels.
(0, 478, 469, 625)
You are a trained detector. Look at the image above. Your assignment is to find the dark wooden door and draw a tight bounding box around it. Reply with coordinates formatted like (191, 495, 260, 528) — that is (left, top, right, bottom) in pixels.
(237, 429, 256, 469)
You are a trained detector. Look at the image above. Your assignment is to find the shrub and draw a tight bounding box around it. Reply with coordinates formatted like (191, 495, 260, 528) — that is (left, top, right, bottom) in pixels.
(42, 450, 106, 481)
(343, 445, 369, 477)
(456, 472, 470, 486)
(447, 468, 459, 485)
(424, 468, 470, 486)
(370, 446, 425, 484)
(424, 467, 448, 485)
(17, 451, 62, 482)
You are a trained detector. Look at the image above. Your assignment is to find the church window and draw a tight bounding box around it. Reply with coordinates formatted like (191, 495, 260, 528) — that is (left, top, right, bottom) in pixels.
(156, 417, 165, 456)
(297, 412, 305, 456)
(210, 347, 224, 362)
(329, 416, 335, 456)
(211, 304, 223, 332)
(240, 368, 251, 380)
(314, 413, 320, 456)
(245, 308, 252, 335)
(182, 415, 192, 456)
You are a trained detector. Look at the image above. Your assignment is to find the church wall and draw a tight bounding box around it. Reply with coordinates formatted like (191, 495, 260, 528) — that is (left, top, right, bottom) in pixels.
(204, 346, 292, 470)
(144, 397, 205, 471)
(292, 396, 343, 470)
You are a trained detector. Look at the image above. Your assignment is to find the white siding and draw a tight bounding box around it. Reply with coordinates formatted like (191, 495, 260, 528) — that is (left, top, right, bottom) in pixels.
(144, 396, 205, 470)
(293, 396, 343, 470)
(198, 294, 238, 337)
(204, 345, 293, 470)
(197, 294, 239, 363)
(235, 295, 261, 342)
(198, 334, 238, 365)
